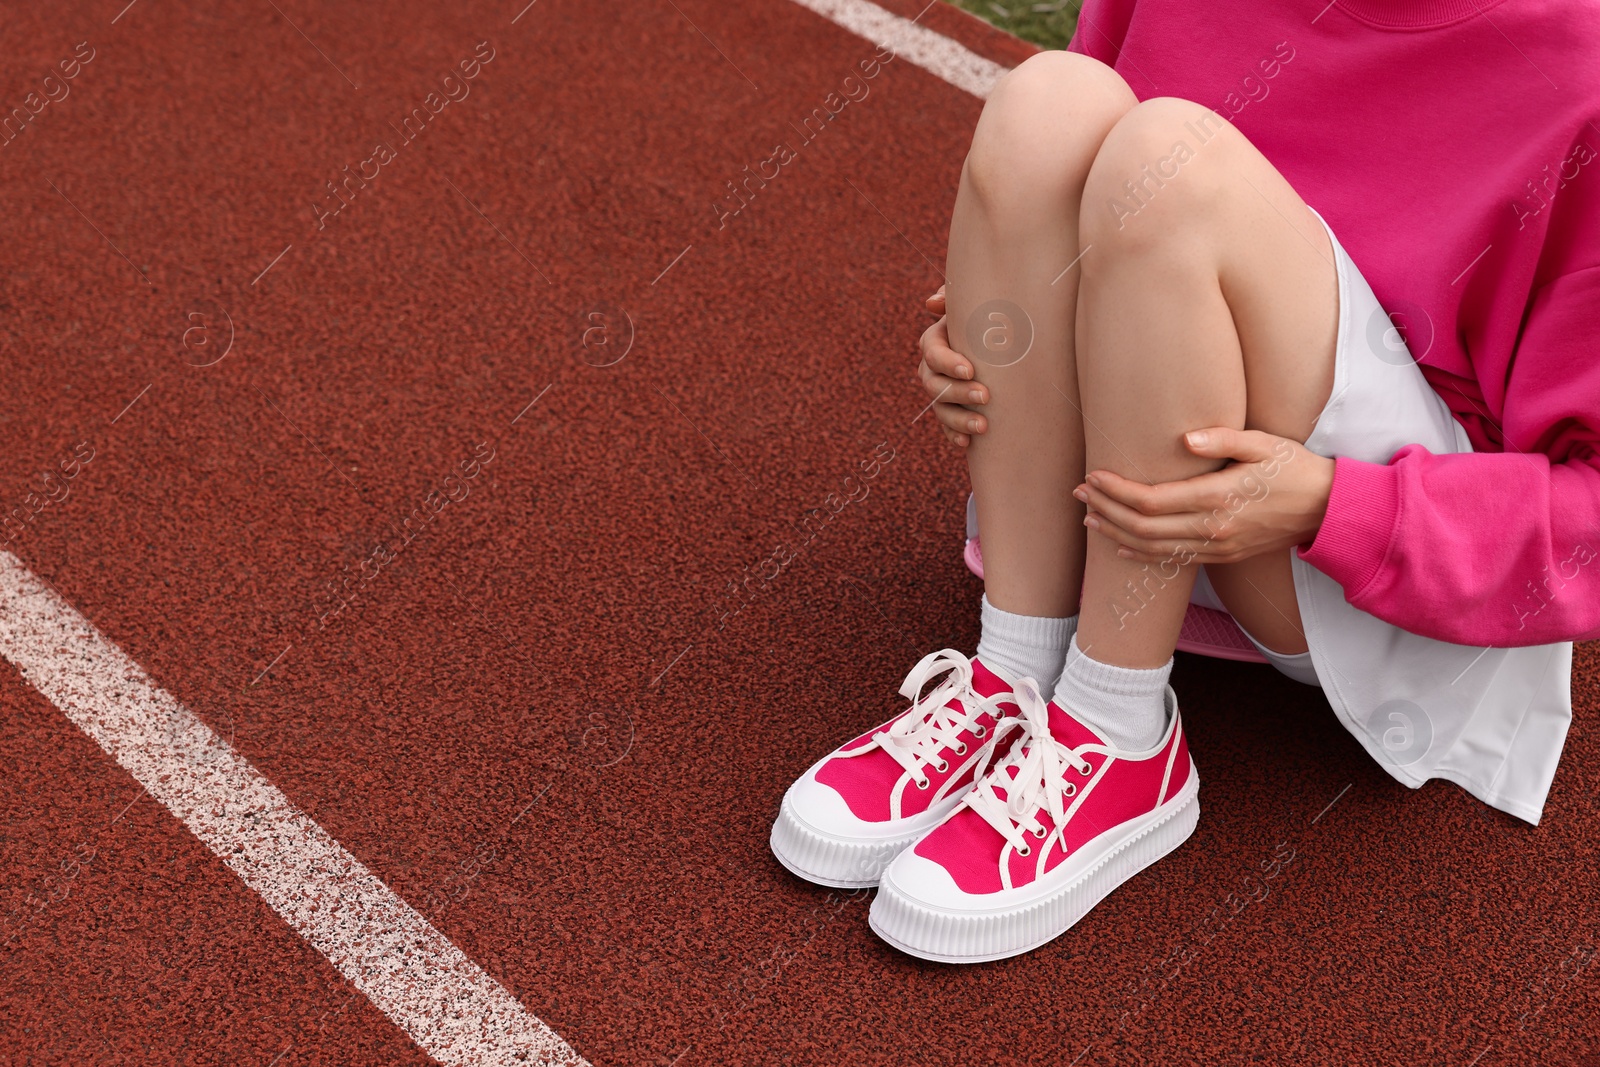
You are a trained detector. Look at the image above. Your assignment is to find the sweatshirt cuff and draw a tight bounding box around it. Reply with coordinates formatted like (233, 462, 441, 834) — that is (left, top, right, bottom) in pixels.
(1295, 455, 1402, 598)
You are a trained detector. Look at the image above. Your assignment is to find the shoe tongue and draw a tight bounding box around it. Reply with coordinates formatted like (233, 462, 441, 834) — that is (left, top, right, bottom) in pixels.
(969, 658, 1012, 699)
(971, 657, 1106, 748)
(986, 702, 1104, 810)
(1047, 702, 1105, 750)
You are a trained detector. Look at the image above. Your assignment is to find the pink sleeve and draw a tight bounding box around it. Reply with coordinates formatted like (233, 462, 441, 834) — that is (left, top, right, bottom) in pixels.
(1068, 0, 1138, 66)
(1298, 266, 1600, 648)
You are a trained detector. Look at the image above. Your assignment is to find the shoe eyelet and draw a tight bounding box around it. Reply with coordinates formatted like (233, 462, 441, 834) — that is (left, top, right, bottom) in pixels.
(1077, 762, 1092, 776)
(1030, 826, 1047, 839)
(915, 778, 931, 789)
(935, 759, 949, 773)
(1016, 844, 1031, 857)
(955, 742, 968, 755)
(1064, 783, 1077, 798)
(973, 724, 987, 737)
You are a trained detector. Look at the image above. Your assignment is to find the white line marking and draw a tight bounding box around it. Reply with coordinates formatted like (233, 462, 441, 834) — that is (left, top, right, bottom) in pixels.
(511, 0, 540, 23)
(784, 0, 1010, 99)
(0, 551, 587, 1067)
(111, 0, 141, 24)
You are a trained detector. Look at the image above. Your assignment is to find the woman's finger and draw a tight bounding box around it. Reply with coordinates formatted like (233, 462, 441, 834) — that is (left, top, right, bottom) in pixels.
(920, 318, 975, 382)
(1083, 502, 1263, 563)
(1076, 483, 1198, 543)
(1111, 540, 1254, 565)
(1081, 511, 1173, 554)
(918, 362, 988, 408)
(915, 300, 974, 450)
(1086, 509, 1226, 553)
(1087, 518, 1228, 563)
(934, 399, 987, 438)
(1081, 467, 1220, 517)
(1080, 496, 1234, 557)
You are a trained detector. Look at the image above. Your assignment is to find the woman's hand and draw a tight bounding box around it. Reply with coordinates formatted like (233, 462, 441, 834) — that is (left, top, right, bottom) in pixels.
(1075, 428, 1335, 565)
(918, 285, 989, 448)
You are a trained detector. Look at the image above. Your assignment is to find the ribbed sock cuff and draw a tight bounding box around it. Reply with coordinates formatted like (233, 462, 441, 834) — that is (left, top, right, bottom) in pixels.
(980, 593, 1077, 648)
(1052, 632, 1172, 750)
(1057, 634, 1173, 696)
(975, 594, 1077, 686)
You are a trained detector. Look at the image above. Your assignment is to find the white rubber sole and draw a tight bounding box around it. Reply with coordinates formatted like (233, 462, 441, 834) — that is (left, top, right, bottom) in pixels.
(868, 774, 1201, 963)
(769, 791, 935, 889)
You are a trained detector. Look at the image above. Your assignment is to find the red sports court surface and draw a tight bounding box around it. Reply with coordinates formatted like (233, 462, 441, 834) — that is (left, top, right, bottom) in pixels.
(2, 1, 1597, 1064)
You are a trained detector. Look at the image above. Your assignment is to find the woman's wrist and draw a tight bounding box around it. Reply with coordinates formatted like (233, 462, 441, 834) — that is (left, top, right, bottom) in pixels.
(1298, 453, 1337, 547)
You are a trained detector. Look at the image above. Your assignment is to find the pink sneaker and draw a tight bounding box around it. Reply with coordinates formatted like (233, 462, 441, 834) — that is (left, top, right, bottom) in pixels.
(770, 650, 1019, 889)
(869, 677, 1199, 962)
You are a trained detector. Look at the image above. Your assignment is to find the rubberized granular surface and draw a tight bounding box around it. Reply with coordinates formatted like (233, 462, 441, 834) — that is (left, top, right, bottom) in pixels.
(2, 1, 1598, 1065)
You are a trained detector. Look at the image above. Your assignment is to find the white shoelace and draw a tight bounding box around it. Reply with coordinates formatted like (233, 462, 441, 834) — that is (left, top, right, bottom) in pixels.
(872, 649, 1013, 789)
(965, 678, 1094, 858)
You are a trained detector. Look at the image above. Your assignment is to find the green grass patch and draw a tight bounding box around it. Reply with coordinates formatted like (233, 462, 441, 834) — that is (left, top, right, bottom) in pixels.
(944, 0, 1082, 51)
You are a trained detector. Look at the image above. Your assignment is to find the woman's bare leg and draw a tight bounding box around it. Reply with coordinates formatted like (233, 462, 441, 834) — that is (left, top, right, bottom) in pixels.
(947, 64, 1340, 670)
(855, 89, 1348, 964)
(1073, 97, 1339, 666)
(946, 52, 1137, 620)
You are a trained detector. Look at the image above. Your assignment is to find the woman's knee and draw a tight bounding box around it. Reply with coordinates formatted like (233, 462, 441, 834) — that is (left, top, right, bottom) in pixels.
(963, 51, 1137, 212)
(1079, 96, 1239, 249)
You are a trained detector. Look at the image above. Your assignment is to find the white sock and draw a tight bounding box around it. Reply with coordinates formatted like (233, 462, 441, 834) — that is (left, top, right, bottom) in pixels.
(975, 594, 1077, 687)
(1052, 632, 1172, 751)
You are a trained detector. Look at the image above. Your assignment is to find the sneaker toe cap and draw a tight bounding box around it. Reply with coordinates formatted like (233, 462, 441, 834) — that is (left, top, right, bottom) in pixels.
(880, 847, 981, 911)
(785, 767, 880, 840)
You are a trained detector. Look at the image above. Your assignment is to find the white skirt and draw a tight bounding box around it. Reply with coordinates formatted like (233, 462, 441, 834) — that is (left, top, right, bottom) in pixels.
(1198, 208, 1573, 826)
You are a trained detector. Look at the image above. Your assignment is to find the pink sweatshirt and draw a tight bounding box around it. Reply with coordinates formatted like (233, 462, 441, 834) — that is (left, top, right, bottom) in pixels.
(1068, 0, 1600, 647)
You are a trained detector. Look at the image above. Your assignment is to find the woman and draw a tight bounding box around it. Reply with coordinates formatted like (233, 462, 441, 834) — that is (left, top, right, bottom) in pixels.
(770, 0, 1600, 963)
